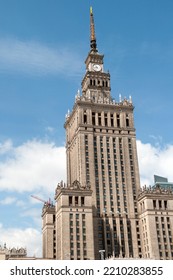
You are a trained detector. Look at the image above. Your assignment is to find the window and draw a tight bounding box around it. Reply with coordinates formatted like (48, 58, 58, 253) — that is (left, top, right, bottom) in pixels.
(69, 196, 73, 206)
(159, 200, 162, 209)
(77, 250, 80, 256)
(164, 200, 167, 209)
(117, 114, 120, 127)
(98, 113, 102, 126)
(92, 112, 95, 125)
(81, 197, 85, 206)
(82, 214, 85, 220)
(84, 111, 87, 124)
(76, 214, 79, 219)
(104, 113, 108, 126)
(153, 200, 156, 209)
(111, 114, 114, 126)
(75, 197, 79, 206)
(126, 114, 130, 127)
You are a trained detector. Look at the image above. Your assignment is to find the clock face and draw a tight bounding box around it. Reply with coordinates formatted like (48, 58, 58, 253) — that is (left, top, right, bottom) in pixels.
(92, 64, 101, 72)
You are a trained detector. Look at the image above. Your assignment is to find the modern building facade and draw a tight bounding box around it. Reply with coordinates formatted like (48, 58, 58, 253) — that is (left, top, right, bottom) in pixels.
(42, 8, 173, 260)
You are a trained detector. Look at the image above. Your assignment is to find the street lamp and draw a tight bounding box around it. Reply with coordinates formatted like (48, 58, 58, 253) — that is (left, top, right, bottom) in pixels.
(99, 250, 105, 260)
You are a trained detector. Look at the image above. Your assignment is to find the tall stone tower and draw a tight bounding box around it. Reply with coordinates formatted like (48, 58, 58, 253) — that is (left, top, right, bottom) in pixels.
(54, 181, 95, 260)
(64, 7, 142, 259)
(42, 204, 56, 259)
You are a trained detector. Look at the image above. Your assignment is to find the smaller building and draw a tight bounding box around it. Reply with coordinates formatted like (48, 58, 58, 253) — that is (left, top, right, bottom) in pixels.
(0, 243, 27, 260)
(42, 180, 95, 260)
(138, 184, 173, 259)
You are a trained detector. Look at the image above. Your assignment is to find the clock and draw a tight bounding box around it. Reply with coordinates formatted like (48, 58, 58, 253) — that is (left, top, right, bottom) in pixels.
(92, 64, 101, 72)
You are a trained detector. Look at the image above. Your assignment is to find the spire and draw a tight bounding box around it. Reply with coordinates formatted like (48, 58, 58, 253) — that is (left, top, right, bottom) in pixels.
(90, 7, 97, 52)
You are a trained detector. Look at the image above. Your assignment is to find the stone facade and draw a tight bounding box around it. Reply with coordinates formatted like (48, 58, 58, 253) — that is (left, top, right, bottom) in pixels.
(54, 181, 94, 260)
(63, 8, 141, 260)
(42, 8, 173, 260)
(42, 204, 56, 259)
(138, 185, 173, 259)
(0, 244, 27, 260)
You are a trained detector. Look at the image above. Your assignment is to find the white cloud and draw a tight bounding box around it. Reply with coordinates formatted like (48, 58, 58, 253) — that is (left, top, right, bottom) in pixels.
(0, 38, 83, 77)
(0, 139, 66, 193)
(1, 138, 173, 194)
(0, 225, 41, 257)
(15, 200, 26, 207)
(0, 139, 13, 155)
(45, 126, 55, 133)
(137, 140, 173, 186)
(20, 208, 42, 227)
(0, 196, 17, 205)
(0, 196, 26, 207)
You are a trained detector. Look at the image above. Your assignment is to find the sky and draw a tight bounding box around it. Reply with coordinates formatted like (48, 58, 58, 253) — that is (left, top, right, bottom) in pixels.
(0, 0, 173, 257)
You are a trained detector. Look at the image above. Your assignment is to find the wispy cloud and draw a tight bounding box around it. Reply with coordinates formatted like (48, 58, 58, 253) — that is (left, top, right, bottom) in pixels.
(45, 126, 56, 134)
(0, 196, 17, 205)
(20, 208, 42, 227)
(0, 38, 83, 77)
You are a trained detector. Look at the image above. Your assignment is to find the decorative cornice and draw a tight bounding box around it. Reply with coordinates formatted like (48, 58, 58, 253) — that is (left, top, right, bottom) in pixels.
(55, 180, 91, 196)
(138, 184, 173, 199)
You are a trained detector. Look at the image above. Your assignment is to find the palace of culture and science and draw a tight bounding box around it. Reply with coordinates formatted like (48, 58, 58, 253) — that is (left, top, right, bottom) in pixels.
(42, 8, 173, 260)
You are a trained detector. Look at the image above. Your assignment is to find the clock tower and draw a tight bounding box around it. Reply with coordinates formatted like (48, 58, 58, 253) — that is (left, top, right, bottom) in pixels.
(82, 7, 111, 102)
(64, 7, 141, 259)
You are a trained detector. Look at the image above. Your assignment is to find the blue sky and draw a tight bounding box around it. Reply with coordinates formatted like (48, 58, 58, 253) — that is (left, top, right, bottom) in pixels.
(0, 0, 173, 256)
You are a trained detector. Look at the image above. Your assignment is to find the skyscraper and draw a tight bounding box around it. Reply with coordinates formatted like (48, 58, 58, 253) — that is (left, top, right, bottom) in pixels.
(42, 7, 172, 261)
